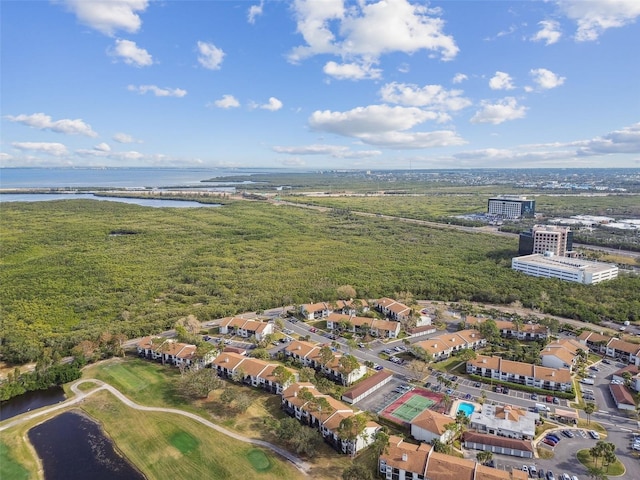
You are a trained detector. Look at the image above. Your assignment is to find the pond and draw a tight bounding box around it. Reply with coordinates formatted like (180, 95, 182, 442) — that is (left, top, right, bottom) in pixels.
(28, 411, 145, 480)
(0, 387, 66, 421)
(0, 193, 222, 208)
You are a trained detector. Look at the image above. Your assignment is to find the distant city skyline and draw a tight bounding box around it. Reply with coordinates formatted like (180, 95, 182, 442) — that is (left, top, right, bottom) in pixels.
(1, 0, 639, 169)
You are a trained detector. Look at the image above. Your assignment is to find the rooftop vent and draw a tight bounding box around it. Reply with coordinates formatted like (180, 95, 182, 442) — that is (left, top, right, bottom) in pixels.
(402, 453, 408, 462)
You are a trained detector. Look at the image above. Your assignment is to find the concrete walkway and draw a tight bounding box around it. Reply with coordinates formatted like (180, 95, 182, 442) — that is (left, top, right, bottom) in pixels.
(0, 379, 311, 476)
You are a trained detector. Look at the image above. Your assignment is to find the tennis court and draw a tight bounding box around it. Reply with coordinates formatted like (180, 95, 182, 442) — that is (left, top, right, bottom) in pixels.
(380, 389, 443, 425)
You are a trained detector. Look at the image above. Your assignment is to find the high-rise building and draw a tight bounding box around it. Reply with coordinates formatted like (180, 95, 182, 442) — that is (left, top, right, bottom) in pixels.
(487, 196, 535, 219)
(518, 225, 573, 256)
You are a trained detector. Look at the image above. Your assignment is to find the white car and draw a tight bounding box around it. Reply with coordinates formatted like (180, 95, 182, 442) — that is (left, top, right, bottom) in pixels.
(522, 466, 529, 474)
(529, 465, 537, 475)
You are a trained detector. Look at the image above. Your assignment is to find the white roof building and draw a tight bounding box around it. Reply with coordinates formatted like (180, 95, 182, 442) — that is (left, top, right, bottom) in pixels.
(512, 253, 618, 285)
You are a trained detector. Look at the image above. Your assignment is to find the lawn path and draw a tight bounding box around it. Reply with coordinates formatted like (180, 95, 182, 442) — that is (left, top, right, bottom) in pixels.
(0, 379, 311, 476)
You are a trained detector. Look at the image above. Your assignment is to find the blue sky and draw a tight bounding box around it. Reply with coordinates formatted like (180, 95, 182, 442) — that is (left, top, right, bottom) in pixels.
(1, 0, 639, 169)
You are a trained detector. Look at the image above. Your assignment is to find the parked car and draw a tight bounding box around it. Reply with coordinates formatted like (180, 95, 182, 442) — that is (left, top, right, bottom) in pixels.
(522, 466, 529, 475)
(542, 438, 556, 447)
(553, 397, 560, 405)
(562, 430, 574, 438)
(547, 434, 561, 442)
(446, 388, 454, 395)
(529, 465, 537, 476)
(589, 366, 599, 371)
(538, 469, 545, 479)
(570, 476, 579, 480)
(589, 430, 600, 439)
(546, 395, 553, 402)
(546, 471, 556, 480)
(531, 393, 538, 401)
(358, 343, 366, 348)
(425, 382, 432, 388)
(373, 364, 383, 371)
(474, 382, 482, 388)
(309, 327, 317, 333)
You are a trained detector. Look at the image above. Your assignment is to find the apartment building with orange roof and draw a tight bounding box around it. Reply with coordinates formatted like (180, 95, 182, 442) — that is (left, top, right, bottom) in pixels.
(379, 435, 528, 480)
(212, 351, 297, 394)
(466, 317, 549, 341)
(467, 354, 573, 392)
(281, 382, 380, 455)
(299, 299, 369, 320)
(218, 316, 274, 341)
(284, 339, 366, 385)
(325, 312, 401, 338)
(136, 336, 215, 368)
(374, 297, 412, 322)
(413, 329, 485, 361)
(410, 409, 456, 444)
(540, 338, 587, 371)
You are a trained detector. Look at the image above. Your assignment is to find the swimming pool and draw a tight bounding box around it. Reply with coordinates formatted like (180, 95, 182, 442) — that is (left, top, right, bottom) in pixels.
(457, 402, 475, 416)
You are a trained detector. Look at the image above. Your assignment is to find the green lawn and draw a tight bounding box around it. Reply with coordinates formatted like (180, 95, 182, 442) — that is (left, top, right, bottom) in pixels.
(576, 449, 625, 476)
(0, 442, 31, 480)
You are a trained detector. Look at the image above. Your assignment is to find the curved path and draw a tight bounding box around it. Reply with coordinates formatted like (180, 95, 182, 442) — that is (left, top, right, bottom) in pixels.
(0, 379, 311, 476)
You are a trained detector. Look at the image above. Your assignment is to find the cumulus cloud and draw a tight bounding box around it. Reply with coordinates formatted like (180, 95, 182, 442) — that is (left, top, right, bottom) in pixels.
(272, 144, 381, 158)
(212, 94, 240, 109)
(289, 0, 458, 73)
(470, 97, 527, 124)
(577, 122, 640, 156)
(379, 82, 472, 113)
(452, 73, 468, 84)
(6, 113, 98, 137)
(112, 132, 141, 144)
(197, 41, 225, 70)
(323, 61, 382, 80)
(248, 1, 264, 24)
(529, 68, 566, 90)
(308, 104, 465, 148)
(558, 0, 640, 41)
(127, 85, 187, 97)
(109, 39, 153, 67)
(531, 20, 562, 45)
(94, 142, 111, 152)
(489, 71, 515, 90)
(60, 0, 149, 36)
(259, 97, 283, 111)
(12, 142, 68, 156)
(76, 146, 144, 160)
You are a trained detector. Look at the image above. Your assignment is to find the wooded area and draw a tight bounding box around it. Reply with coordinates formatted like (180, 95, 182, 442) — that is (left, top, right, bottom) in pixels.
(1, 198, 639, 364)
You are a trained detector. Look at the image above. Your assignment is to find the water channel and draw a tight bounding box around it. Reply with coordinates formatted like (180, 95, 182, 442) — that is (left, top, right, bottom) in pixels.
(0, 387, 66, 421)
(28, 410, 145, 480)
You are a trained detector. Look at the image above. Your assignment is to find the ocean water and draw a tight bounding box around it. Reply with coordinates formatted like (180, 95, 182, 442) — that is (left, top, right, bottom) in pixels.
(0, 167, 287, 189)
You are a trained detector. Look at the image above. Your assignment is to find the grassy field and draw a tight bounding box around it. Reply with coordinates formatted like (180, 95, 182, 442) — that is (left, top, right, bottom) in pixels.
(0, 442, 31, 480)
(576, 449, 625, 476)
(81, 390, 302, 480)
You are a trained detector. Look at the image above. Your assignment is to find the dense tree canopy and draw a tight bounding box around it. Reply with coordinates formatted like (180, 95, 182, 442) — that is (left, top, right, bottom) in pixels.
(1, 199, 639, 364)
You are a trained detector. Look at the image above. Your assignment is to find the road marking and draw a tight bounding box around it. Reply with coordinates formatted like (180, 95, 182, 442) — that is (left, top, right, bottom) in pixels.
(621, 428, 632, 432)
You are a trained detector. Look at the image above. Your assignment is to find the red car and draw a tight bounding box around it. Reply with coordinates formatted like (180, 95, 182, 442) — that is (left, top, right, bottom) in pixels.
(309, 327, 317, 333)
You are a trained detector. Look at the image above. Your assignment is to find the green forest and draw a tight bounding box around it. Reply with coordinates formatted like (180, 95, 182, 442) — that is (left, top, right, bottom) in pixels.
(1, 198, 639, 364)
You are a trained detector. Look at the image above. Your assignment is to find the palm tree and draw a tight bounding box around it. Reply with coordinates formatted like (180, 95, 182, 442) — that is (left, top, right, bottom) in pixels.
(476, 450, 493, 465)
(584, 402, 596, 425)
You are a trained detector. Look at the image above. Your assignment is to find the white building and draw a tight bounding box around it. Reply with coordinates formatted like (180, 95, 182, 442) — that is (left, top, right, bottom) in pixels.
(512, 253, 618, 285)
(469, 404, 538, 440)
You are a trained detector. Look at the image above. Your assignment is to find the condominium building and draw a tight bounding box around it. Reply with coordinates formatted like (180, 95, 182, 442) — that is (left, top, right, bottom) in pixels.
(512, 253, 618, 285)
(487, 196, 535, 219)
(518, 225, 573, 256)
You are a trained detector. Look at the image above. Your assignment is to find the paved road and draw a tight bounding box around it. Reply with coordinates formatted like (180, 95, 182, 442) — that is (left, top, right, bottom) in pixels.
(0, 379, 311, 476)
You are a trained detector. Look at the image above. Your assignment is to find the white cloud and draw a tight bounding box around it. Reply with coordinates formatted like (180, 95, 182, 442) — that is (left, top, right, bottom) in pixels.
(109, 39, 153, 67)
(452, 73, 468, 84)
(212, 94, 240, 109)
(323, 61, 382, 80)
(489, 71, 515, 90)
(577, 122, 640, 156)
(260, 97, 283, 111)
(309, 105, 437, 136)
(272, 144, 381, 158)
(0, 152, 13, 162)
(127, 85, 187, 97)
(94, 142, 111, 152)
(12, 142, 68, 156)
(6, 113, 98, 137)
(197, 41, 225, 70)
(248, 1, 264, 24)
(355, 130, 466, 149)
(558, 0, 640, 41)
(308, 104, 464, 149)
(530, 68, 566, 90)
(289, 0, 458, 68)
(531, 20, 562, 45)
(112, 132, 141, 143)
(379, 82, 472, 112)
(471, 97, 527, 124)
(60, 0, 149, 36)
(76, 146, 144, 161)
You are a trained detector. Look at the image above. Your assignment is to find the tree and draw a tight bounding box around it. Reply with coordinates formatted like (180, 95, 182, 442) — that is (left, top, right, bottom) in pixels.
(319, 345, 335, 367)
(584, 402, 596, 425)
(371, 428, 390, 457)
(337, 415, 368, 456)
(476, 450, 493, 465)
(235, 392, 252, 412)
(410, 344, 433, 363)
(338, 354, 361, 385)
(272, 365, 295, 388)
(250, 348, 270, 360)
(298, 366, 317, 382)
(178, 367, 223, 399)
(342, 464, 372, 480)
(337, 285, 357, 300)
(220, 388, 235, 404)
(430, 438, 448, 453)
(458, 348, 477, 362)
